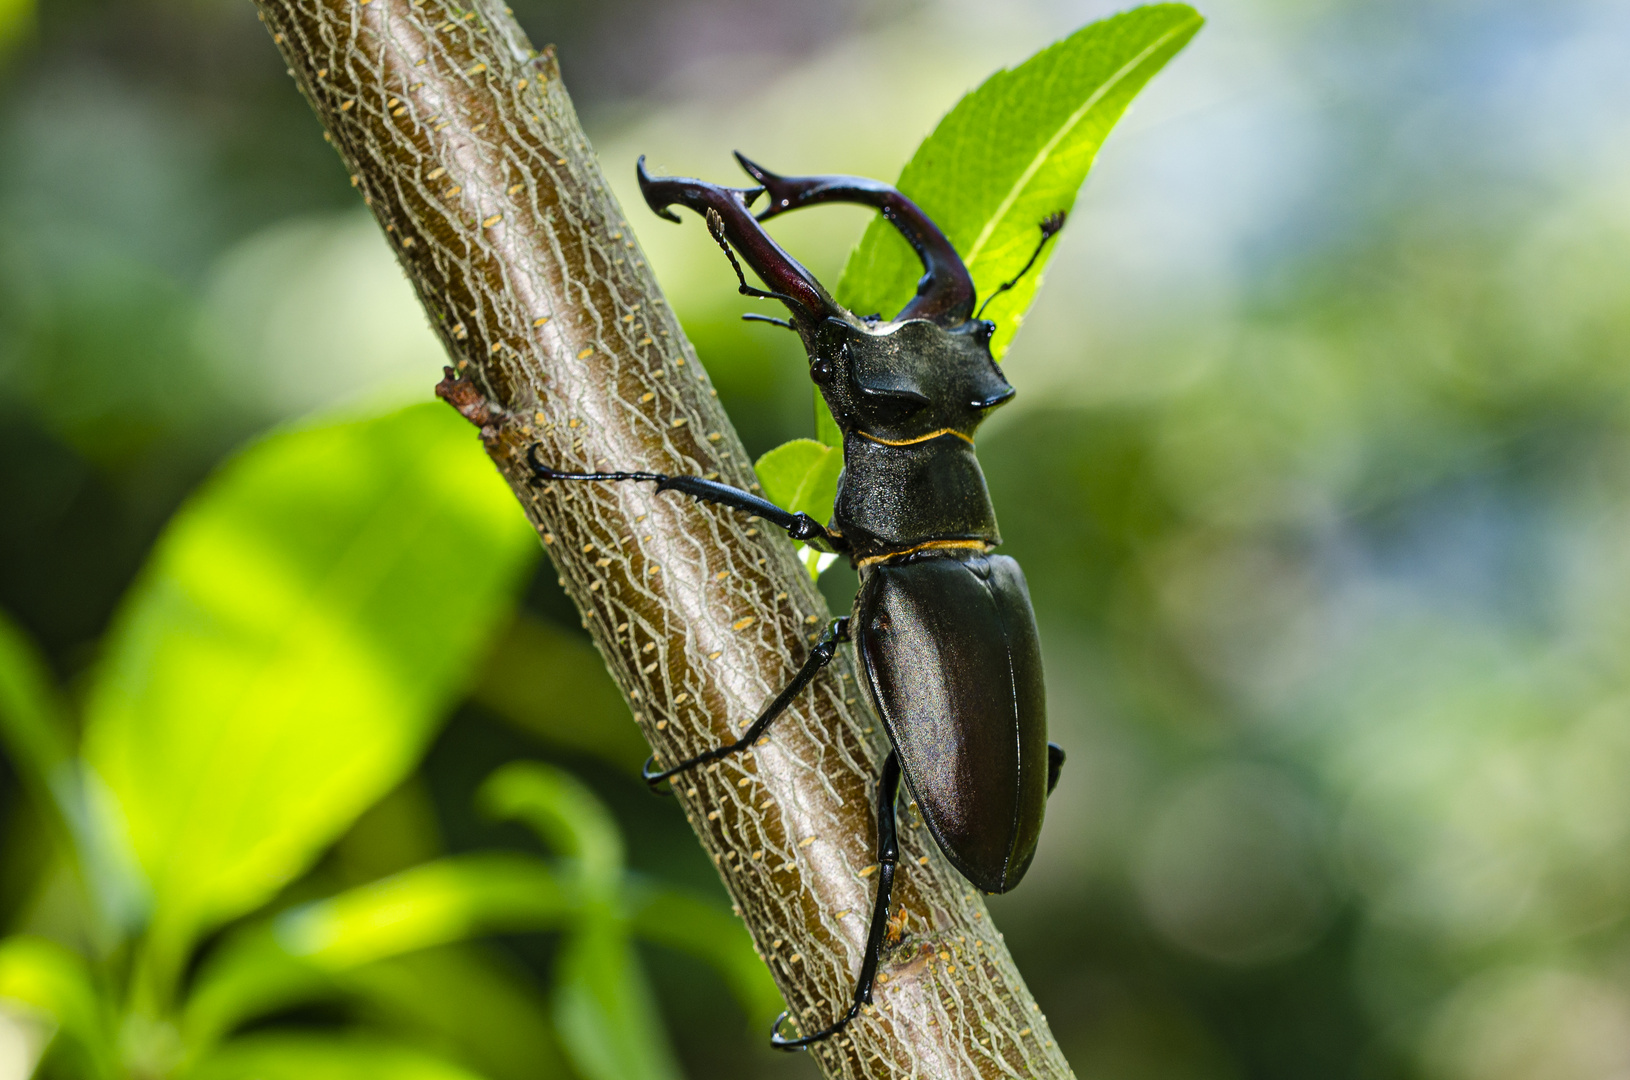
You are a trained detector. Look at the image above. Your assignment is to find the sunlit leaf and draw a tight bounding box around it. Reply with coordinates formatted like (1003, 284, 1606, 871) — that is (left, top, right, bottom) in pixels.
(553, 921, 681, 1080)
(837, 4, 1203, 361)
(275, 855, 572, 969)
(815, 399, 843, 450)
(625, 882, 782, 1028)
(0, 936, 113, 1080)
(754, 439, 843, 576)
(479, 762, 623, 895)
(81, 403, 537, 998)
(471, 615, 646, 772)
(754, 439, 841, 520)
(190, 1034, 489, 1080)
(182, 854, 571, 1050)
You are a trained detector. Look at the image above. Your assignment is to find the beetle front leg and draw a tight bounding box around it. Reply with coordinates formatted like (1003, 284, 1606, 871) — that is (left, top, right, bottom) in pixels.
(528, 446, 848, 554)
(770, 751, 901, 1052)
(641, 617, 850, 790)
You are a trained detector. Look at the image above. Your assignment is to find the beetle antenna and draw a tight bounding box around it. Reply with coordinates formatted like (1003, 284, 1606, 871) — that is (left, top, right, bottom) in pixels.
(975, 211, 1067, 320)
(706, 207, 802, 309)
(742, 312, 796, 331)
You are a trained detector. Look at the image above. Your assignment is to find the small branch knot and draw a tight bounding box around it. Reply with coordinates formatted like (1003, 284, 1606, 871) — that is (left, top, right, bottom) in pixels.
(435, 366, 505, 447)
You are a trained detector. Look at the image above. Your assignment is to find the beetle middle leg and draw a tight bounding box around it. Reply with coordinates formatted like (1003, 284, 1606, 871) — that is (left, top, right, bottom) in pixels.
(770, 751, 902, 1052)
(642, 616, 850, 789)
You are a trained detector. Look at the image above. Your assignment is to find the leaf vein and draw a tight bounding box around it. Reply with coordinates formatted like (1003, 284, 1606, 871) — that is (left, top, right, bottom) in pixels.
(963, 15, 1203, 269)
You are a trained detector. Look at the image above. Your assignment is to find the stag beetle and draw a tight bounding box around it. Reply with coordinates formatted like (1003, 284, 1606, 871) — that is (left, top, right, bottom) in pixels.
(528, 152, 1065, 1050)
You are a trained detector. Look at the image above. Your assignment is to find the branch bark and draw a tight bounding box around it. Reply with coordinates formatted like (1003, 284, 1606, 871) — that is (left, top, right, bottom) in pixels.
(251, 0, 1076, 1075)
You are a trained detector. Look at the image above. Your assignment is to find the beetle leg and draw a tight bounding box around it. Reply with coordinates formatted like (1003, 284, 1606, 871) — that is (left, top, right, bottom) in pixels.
(1047, 741, 1065, 796)
(641, 617, 851, 790)
(528, 446, 848, 553)
(770, 751, 902, 1051)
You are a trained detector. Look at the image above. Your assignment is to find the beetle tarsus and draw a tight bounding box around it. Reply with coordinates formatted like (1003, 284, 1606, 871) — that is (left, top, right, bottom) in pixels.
(771, 751, 902, 1051)
(643, 617, 851, 791)
(742, 312, 795, 331)
(526, 445, 664, 486)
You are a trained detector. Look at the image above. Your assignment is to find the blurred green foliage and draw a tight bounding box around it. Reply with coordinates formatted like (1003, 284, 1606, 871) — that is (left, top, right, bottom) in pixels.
(0, 410, 773, 1078)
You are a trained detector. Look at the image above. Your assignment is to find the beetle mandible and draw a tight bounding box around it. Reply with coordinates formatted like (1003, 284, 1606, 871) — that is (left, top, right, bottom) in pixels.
(528, 152, 1066, 1051)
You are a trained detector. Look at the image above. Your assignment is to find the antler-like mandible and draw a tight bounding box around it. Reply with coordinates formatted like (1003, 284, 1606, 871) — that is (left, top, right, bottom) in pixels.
(637, 157, 841, 324)
(735, 152, 977, 327)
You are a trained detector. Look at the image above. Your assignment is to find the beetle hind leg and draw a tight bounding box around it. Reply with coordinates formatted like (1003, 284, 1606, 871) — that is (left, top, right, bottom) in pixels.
(1047, 742, 1065, 796)
(642, 617, 851, 791)
(770, 751, 901, 1051)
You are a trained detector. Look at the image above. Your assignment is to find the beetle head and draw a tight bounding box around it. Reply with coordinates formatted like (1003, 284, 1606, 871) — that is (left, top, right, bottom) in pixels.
(810, 316, 1014, 444)
(637, 155, 1016, 439)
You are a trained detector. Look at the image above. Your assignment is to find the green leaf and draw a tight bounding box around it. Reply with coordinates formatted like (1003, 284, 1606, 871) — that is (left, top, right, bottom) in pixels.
(273, 854, 572, 969)
(0, 935, 114, 1080)
(81, 403, 537, 1000)
(183, 854, 572, 1050)
(754, 439, 843, 574)
(478, 764, 680, 1080)
(553, 920, 681, 1080)
(189, 1034, 490, 1080)
(837, 4, 1203, 360)
(479, 762, 623, 895)
(754, 439, 842, 522)
(625, 882, 782, 1028)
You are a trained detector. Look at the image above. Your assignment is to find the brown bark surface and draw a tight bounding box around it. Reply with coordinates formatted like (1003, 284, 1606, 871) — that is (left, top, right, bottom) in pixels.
(251, 0, 1076, 1074)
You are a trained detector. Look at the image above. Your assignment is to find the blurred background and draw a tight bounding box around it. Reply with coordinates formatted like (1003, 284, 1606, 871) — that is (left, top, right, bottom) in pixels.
(3, 0, 1630, 1077)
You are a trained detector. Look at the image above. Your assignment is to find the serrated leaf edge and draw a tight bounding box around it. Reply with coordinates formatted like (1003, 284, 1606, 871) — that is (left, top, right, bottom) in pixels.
(963, 11, 1205, 268)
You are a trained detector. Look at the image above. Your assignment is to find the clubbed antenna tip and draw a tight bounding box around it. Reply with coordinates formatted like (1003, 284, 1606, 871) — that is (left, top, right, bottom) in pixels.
(975, 211, 1069, 320)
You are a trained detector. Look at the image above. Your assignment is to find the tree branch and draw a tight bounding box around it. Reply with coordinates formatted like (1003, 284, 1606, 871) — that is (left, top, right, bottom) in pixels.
(250, 0, 1075, 1074)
